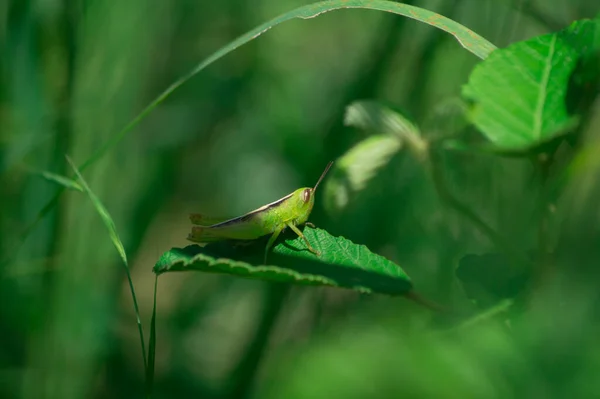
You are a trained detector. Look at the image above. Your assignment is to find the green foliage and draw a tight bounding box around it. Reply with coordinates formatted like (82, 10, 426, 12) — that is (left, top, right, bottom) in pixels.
(3, 1, 600, 398)
(13, 0, 497, 266)
(462, 18, 599, 151)
(155, 227, 412, 295)
(344, 100, 422, 143)
(79, 0, 497, 177)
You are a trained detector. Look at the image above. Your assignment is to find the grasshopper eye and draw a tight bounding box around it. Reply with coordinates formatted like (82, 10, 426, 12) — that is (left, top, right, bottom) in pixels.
(302, 189, 311, 203)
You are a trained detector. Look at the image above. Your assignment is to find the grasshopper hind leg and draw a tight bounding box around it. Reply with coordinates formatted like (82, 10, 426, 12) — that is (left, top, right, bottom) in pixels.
(187, 226, 227, 243)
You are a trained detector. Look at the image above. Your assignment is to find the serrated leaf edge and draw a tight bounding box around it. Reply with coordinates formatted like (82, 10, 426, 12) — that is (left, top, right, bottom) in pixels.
(154, 247, 375, 294)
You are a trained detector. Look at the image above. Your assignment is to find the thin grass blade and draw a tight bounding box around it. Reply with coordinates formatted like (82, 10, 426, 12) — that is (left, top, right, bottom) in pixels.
(65, 155, 148, 372)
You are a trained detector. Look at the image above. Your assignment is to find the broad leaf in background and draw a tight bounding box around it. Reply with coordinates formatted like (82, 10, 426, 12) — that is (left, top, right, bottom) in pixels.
(154, 227, 413, 296)
(462, 19, 599, 151)
(324, 101, 424, 214)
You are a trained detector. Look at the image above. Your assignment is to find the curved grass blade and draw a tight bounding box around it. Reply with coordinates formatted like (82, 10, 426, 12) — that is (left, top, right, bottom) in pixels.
(65, 156, 147, 372)
(15, 0, 496, 263)
(81, 0, 495, 173)
(155, 227, 412, 296)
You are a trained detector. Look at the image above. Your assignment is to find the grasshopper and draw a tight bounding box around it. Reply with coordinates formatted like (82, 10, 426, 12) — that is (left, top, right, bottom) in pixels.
(188, 161, 333, 264)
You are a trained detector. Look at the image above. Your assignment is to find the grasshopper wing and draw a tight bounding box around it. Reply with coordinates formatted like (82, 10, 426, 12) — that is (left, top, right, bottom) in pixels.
(187, 214, 273, 243)
(190, 213, 233, 226)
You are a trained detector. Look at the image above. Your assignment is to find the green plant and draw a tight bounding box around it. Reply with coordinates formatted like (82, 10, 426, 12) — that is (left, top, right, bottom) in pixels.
(4, 0, 599, 398)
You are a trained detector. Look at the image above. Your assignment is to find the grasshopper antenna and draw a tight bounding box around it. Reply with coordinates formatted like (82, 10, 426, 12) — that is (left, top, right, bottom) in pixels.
(313, 161, 333, 192)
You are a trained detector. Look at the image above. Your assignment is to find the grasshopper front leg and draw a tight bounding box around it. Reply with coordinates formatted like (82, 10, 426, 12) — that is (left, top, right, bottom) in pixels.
(286, 221, 321, 257)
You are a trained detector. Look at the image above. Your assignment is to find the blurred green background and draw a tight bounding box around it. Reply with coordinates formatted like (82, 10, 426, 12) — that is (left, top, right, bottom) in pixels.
(1, 0, 599, 398)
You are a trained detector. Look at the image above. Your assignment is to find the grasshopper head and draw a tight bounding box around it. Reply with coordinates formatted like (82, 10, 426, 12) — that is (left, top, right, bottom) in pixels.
(293, 161, 333, 225)
(293, 187, 316, 225)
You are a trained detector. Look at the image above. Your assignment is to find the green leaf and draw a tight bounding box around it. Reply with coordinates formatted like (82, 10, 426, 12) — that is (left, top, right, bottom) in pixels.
(154, 227, 412, 296)
(462, 19, 599, 151)
(38, 170, 83, 192)
(324, 135, 402, 214)
(344, 100, 426, 156)
(344, 100, 421, 140)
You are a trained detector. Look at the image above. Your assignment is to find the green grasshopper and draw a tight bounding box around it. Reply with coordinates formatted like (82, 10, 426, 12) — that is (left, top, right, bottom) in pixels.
(188, 161, 333, 264)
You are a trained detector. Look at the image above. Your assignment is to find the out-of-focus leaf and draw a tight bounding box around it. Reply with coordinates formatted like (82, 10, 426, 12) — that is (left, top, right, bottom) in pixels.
(326, 101, 426, 214)
(154, 227, 412, 296)
(324, 135, 402, 214)
(462, 19, 599, 151)
(344, 100, 424, 153)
